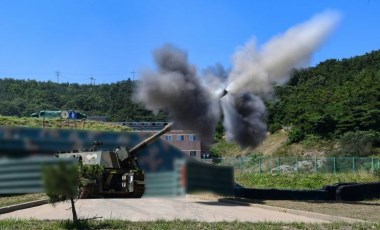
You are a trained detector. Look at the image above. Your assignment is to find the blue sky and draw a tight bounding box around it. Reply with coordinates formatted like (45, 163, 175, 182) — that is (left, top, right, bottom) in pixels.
(0, 0, 379, 84)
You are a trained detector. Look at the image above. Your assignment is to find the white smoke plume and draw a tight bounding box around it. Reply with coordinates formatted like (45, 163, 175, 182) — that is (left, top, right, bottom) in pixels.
(227, 11, 340, 95)
(135, 11, 340, 148)
(222, 11, 340, 146)
(201, 63, 228, 98)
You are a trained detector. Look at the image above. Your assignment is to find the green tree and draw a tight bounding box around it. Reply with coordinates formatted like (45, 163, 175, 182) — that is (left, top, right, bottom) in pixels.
(42, 161, 80, 222)
(338, 131, 378, 156)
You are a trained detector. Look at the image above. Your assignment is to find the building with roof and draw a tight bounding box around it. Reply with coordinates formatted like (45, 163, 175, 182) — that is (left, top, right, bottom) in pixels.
(120, 122, 208, 159)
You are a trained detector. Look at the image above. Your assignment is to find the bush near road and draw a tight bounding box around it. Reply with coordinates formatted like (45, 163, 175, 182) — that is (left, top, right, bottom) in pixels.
(235, 172, 379, 190)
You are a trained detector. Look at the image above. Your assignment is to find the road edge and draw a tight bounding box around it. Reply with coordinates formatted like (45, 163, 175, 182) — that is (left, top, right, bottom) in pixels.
(0, 199, 49, 215)
(219, 198, 365, 223)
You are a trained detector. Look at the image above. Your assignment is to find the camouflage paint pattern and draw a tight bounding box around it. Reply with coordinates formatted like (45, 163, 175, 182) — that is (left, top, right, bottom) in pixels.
(0, 126, 187, 172)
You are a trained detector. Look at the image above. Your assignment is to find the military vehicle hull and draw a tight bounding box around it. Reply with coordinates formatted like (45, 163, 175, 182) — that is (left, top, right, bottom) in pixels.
(55, 123, 173, 198)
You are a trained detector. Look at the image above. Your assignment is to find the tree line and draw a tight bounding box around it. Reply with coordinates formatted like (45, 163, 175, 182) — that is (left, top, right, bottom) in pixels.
(267, 50, 380, 144)
(1, 50, 379, 144)
(0, 78, 166, 122)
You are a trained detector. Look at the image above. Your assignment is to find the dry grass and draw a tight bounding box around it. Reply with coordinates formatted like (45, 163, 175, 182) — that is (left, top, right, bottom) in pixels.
(254, 130, 288, 156)
(0, 115, 131, 132)
(246, 199, 380, 222)
(0, 194, 47, 208)
(0, 219, 378, 230)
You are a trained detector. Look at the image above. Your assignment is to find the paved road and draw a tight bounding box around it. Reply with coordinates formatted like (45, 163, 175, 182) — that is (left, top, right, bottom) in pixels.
(0, 197, 328, 223)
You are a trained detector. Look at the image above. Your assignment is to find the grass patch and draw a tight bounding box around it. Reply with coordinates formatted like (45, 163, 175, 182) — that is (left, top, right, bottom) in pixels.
(244, 199, 380, 222)
(0, 194, 47, 208)
(0, 115, 131, 132)
(210, 139, 256, 157)
(254, 130, 288, 156)
(0, 219, 379, 230)
(235, 172, 379, 190)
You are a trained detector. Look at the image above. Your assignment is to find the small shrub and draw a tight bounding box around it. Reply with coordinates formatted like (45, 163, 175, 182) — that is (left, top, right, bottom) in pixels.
(374, 169, 380, 180)
(268, 123, 282, 134)
(287, 127, 305, 144)
(42, 161, 80, 222)
(338, 131, 377, 156)
(301, 135, 322, 148)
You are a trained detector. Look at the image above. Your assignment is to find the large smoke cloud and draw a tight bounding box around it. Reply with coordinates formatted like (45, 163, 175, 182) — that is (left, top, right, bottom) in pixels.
(221, 93, 267, 148)
(135, 11, 340, 149)
(227, 11, 340, 95)
(134, 44, 220, 144)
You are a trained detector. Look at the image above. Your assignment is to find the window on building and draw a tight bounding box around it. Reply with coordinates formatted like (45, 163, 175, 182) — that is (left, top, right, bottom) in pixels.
(177, 135, 184, 141)
(189, 134, 196, 141)
(165, 135, 172, 141)
(190, 151, 197, 157)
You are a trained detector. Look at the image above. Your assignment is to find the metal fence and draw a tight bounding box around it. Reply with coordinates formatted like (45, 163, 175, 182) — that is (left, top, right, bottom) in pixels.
(202, 157, 380, 174)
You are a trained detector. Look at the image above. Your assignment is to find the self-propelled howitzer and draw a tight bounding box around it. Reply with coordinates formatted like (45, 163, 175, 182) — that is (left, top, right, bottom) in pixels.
(56, 123, 173, 198)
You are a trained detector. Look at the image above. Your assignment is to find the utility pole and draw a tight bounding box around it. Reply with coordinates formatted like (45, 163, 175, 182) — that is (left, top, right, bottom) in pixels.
(131, 70, 136, 81)
(90, 77, 95, 85)
(56, 70, 60, 83)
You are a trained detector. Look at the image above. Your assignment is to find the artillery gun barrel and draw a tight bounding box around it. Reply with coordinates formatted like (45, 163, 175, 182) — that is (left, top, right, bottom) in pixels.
(128, 122, 173, 155)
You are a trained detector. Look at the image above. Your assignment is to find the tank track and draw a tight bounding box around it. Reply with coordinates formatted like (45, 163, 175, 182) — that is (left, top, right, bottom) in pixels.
(131, 182, 145, 198)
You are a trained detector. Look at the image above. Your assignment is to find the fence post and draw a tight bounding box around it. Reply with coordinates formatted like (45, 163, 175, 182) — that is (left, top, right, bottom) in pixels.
(296, 157, 299, 173)
(333, 157, 336, 174)
(314, 157, 317, 173)
(277, 157, 280, 168)
(258, 157, 262, 174)
(352, 157, 355, 173)
(371, 157, 374, 173)
(240, 157, 243, 172)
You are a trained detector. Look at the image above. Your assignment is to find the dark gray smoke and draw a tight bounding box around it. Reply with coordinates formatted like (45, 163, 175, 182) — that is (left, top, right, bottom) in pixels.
(135, 11, 339, 149)
(221, 92, 267, 148)
(134, 44, 219, 144)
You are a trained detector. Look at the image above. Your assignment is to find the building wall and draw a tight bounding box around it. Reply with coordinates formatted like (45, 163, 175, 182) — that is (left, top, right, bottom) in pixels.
(121, 122, 203, 158)
(160, 130, 202, 159)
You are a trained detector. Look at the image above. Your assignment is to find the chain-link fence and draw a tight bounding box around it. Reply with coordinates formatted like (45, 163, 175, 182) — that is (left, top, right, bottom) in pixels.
(202, 156, 380, 174)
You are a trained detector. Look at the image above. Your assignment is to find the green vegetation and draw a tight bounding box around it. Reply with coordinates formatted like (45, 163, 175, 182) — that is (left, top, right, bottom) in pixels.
(42, 161, 80, 222)
(267, 50, 380, 142)
(0, 79, 167, 121)
(210, 139, 251, 157)
(2, 50, 380, 158)
(0, 219, 378, 230)
(210, 51, 380, 157)
(241, 199, 380, 222)
(337, 130, 380, 156)
(0, 115, 132, 132)
(0, 194, 46, 208)
(235, 172, 379, 190)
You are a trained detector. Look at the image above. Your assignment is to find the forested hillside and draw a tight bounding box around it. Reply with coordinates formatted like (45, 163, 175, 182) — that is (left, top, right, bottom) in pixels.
(267, 50, 380, 143)
(0, 50, 379, 149)
(0, 79, 166, 122)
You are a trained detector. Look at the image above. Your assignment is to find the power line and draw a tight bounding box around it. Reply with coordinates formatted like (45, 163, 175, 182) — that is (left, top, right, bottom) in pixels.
(90, 77, 95, 85)
(61, 71, 129, 76)
(131, 70, 136, 81)
(56, 70, 60, 83)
